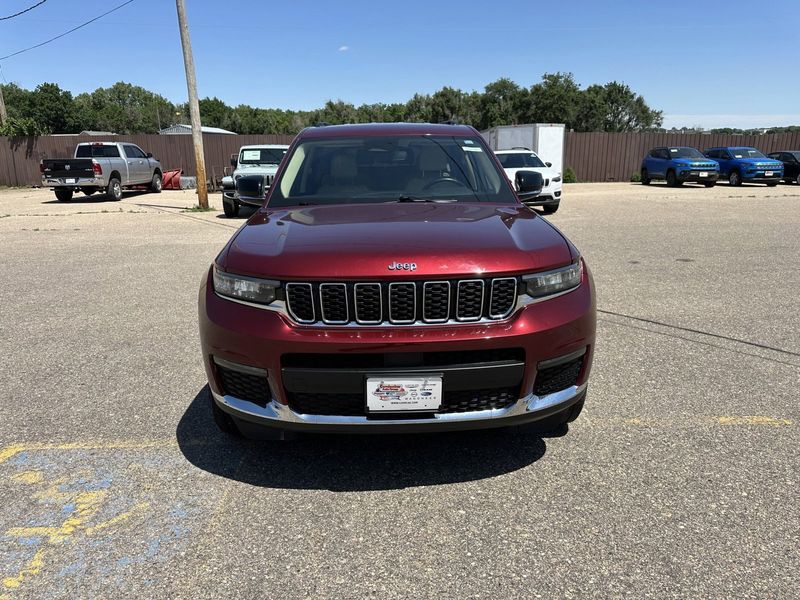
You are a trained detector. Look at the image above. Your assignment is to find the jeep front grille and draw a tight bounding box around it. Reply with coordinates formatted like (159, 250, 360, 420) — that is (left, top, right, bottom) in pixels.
(284, 278, 518, 326)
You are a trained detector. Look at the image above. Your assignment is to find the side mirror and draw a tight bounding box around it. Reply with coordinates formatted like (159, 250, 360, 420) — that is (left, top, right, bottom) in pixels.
(545, 162, 552, 168)
(146, 152, 154, 158)
(515, 170, 544, 197)
(230, 154, 238, 167)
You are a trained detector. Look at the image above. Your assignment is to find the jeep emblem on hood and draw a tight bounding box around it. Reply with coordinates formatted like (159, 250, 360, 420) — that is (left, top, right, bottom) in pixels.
(388, 261, 417, 271)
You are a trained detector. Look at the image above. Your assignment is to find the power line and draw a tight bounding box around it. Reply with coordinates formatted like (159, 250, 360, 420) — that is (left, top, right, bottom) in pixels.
(0, 0, 47, 21)
(0, 0, 135, 61)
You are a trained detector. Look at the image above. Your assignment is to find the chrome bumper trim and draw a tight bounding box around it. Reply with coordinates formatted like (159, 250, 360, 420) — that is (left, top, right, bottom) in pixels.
(212, 382, 587, 427)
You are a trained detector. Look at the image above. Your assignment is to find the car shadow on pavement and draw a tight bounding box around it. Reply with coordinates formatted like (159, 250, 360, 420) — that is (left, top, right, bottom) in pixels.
(41, 190, 152, 204)
(176, 386, 554, 492)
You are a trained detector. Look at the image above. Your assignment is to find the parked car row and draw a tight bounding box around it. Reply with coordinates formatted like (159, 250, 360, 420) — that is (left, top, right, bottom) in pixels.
(641, 146, 796, 187)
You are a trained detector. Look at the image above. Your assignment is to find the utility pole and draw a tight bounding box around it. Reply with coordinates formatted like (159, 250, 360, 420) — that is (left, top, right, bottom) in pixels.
(0, 84, 7, 125)
(175, 0, 208, 208)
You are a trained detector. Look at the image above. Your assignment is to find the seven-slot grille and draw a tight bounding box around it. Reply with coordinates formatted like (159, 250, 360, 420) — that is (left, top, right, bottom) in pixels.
(285, 278, 518, 326)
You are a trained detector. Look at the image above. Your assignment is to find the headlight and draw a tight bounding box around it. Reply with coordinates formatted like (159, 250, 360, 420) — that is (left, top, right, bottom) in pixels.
(552, 175, 562, 182)
(523, 261, 583, 299)
(213, 265, 277, 304)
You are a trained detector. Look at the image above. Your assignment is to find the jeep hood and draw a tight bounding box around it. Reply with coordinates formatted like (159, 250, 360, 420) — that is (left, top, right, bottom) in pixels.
(221, 203, 572, 280)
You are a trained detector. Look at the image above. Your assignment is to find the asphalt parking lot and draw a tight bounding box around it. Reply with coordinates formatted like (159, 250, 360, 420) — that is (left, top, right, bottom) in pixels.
(1, 181, 798, 599)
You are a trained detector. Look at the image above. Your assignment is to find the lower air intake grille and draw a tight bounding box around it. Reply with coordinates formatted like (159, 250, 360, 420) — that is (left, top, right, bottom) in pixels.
(533, 355, 584, 396)
(217, 365, 271, 406)
(287, 386, 518, 416)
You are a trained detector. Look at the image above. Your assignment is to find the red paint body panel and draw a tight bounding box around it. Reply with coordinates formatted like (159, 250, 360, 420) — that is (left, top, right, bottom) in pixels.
(221, 203, 571, 280)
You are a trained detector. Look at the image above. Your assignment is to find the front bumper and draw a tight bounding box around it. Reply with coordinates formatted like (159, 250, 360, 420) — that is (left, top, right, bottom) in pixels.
(199, 265, 595, 433)
(678, 170, 720, 182)
(520, 185, 562, 208)
(743, 171, 783, 182)
(213, 382, 587, 434)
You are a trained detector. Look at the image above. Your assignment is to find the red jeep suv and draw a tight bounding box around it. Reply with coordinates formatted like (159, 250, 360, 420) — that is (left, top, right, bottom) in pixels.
(198, 123, 595, 439)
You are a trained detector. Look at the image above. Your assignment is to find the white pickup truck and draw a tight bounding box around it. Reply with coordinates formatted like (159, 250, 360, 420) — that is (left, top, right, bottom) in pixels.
(41, 142, 163, 202)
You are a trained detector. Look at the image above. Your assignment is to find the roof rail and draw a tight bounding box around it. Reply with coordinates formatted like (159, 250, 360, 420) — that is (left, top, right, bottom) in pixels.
(511, 146, 532, 151)
(438, 119, 459, 125)
(313, 121, 330, 127)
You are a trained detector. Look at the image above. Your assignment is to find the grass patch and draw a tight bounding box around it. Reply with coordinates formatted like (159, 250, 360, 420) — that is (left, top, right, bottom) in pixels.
(183, 204, 217, 212)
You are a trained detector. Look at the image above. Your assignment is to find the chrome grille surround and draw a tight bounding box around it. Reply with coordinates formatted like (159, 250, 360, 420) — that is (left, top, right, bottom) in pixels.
(283, 277, 521, 327)
(388, 282, 417, 325)
(319, 283, 348, 324)
(285, 282, 315, 323)
(456, 279, 485, 322)
(353, 283, 382, 324)
(489, 277, 518, 319)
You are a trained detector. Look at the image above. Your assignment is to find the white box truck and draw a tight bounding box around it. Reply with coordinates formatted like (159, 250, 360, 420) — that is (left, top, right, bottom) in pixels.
(481, 124, 565, 174)
(483, 124, 566, 214)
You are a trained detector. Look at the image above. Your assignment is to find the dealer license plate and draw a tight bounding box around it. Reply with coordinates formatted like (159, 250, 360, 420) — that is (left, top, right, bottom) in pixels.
(366, 376, 443, 413)
(699, 172, 708, 177)
(764, 171, 773, 177)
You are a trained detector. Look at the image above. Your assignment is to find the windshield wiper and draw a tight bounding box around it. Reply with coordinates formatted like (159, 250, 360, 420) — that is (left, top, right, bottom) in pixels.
(395, 195, 457, 203)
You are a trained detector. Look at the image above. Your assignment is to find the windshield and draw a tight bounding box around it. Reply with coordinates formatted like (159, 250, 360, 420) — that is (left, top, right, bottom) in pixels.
(269, 135, 516, 207)
(496, 152, 546, 169)
(239, 148, 286, 165)
(731, 148, 765, 159)
(669, 147, 705, 159)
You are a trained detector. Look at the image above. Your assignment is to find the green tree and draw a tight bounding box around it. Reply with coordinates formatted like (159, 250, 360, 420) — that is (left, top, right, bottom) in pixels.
(599, 81, 662, 131)
(478, 78, 527, 130)
(527, 72, 582, 128)
(28, 83, 76, 133)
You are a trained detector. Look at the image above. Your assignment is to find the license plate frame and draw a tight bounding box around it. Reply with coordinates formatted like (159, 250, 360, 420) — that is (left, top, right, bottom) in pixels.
(366, 374, 443, 413)
(699, 171, 708, 178)
(764, 171, 773, 177)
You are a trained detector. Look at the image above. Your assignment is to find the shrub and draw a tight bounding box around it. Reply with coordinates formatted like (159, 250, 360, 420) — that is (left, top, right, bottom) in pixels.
(630, 171, 641, 182)
(0, 117, 48, 137)
(563, 167, 577, 183)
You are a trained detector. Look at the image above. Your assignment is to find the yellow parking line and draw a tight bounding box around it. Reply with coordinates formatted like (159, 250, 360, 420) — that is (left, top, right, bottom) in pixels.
(84, 502, 150, 536)
(0, 439, 179, 466)
(10, 471, 43, 484)
(2, 548, 46, 591)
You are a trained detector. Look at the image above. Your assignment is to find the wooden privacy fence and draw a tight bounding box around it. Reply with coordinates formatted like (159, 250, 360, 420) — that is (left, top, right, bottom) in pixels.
(3, 131, 800, 186)
(0, 133, 295, 187)
(564, 131, 800, 182)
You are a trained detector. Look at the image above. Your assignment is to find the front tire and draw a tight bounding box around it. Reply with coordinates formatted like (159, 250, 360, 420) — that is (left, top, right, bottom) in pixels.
(150, 173, 162, 194)
(107, 178, 123, 201)
(729, 170, 742, 186)
(666, 170, 681, 187)
(210, 395, 241, 437)
(529, 389, 587, 434)
(641, 169, 651, 185)
(223, 198, 240, 218)
(55, 189, 73, 202)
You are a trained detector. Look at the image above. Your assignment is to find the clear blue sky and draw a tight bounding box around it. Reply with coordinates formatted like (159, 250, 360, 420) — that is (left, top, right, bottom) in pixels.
(1, 0, 798, 128)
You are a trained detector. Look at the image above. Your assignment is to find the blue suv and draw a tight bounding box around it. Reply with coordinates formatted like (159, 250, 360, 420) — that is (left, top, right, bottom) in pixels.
(641, 147, 720, 187)
(704, 147, 783, 186)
